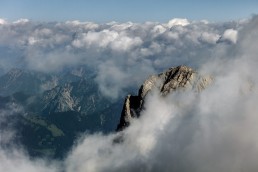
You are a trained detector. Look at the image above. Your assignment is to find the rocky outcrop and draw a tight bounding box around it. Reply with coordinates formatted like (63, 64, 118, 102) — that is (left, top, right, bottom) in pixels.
(116, 65, 212, 131)
(42, 83, 78, 113)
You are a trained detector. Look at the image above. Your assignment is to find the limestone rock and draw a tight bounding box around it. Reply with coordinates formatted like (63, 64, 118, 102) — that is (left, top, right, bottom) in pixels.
(116, 65, 213, 131)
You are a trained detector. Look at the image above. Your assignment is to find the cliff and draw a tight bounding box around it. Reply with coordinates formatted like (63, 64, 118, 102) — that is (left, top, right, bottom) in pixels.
(116, 65, 213, 131)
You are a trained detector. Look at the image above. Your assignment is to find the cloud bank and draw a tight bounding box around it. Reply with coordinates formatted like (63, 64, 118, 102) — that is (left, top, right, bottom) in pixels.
(1, 16, 258, 172)
(0, 17, 243, 98)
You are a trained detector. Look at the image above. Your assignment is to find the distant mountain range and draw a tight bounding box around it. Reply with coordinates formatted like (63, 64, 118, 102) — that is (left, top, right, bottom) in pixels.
(0, 66, 124, 158)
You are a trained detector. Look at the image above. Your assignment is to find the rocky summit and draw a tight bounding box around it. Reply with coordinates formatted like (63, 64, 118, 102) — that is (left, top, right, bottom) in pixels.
(116, 65, 213, 131)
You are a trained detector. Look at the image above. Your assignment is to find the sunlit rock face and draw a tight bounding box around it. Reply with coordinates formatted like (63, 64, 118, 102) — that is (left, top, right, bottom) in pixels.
(117, 65, 213, 131)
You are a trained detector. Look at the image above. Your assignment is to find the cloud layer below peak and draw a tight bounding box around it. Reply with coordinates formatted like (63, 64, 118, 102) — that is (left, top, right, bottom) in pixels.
(1, 16, 258, 171)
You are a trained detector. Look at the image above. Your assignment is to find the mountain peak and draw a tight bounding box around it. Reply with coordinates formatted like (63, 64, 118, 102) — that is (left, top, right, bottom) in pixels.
(117, 65, 213, 131)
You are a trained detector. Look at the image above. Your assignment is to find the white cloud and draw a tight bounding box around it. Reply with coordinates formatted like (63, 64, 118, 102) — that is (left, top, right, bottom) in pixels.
(65, 20, 99, 30)
(151, 24, 167, 36)
(65, 20, 83, 26)
(110, 22, 133, 31)
(72, 30, 118, 48)
(72, 30, 142, 52)
(13, 18, 30, 24)
(140, 42, 162, 57)
(95, 61, 128, 98)
(167, 18, 190, 28)
(0, 149, 59, 172)
(95, 60, 155, 99)
(199, 32, 220, 44)
(110, 35, 142, 52)
(0, 18, 7, 25)
(221, 29, 238, 43)
(24, 49, 80, 72)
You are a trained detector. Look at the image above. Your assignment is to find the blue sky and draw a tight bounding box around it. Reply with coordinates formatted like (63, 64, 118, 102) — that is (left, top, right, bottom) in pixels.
(0, 0, 258, 22)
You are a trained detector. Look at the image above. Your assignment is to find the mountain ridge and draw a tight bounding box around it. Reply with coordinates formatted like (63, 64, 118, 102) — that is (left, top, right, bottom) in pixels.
(117, 65, 213, 131)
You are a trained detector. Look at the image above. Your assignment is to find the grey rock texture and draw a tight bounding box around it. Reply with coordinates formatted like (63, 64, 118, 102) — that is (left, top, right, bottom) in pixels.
(116, 65, 213, 131)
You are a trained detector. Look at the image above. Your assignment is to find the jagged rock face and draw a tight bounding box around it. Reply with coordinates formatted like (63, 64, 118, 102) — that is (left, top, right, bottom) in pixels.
(41, 80, 108, 115)
(116, 65, 213, 131)
(42, 83, 78, 113)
